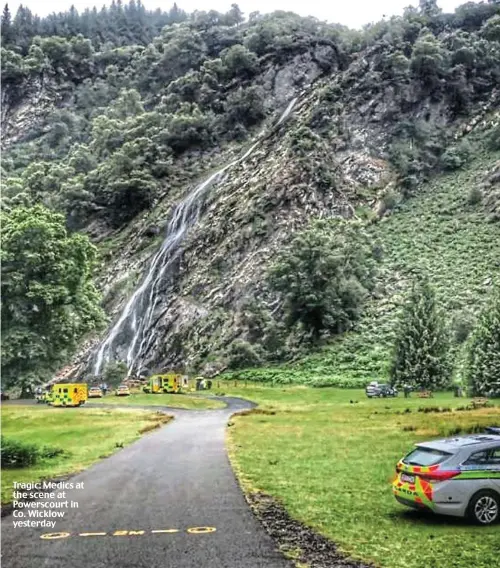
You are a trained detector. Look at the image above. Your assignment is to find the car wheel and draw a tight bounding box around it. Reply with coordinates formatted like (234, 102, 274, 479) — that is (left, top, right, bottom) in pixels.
(467, 490, 500, 525)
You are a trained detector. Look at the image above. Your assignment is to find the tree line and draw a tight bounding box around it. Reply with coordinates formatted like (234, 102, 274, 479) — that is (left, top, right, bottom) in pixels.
(1, 1, 189, 52)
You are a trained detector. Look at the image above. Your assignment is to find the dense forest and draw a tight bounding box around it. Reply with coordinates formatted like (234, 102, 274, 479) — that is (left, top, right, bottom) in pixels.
(1, 1, 500, 395)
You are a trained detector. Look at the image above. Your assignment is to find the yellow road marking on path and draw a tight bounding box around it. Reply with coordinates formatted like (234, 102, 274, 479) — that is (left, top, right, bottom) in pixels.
(40, 526, 216, 539)
(40, 532, 71, 540)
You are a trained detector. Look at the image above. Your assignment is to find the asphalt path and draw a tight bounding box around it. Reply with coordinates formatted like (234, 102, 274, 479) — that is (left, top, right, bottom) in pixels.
(1, 397, 292, 568)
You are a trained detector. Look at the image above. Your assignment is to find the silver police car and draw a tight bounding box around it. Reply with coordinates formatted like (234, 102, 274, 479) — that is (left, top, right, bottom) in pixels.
(393, 428, 500, 524)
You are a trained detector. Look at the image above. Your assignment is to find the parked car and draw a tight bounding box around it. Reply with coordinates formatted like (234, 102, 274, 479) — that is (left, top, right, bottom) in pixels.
(393, 430, 500, 525)
(88, 386, 103, 398)
(365, 382, 398, 398)
(1, 391, 9, 401)
(115, 385, 130, 396)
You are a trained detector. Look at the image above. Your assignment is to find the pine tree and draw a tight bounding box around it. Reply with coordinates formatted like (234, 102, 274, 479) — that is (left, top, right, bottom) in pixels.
(466, 288, 500, 397)
(390, 277, 451, 391)
(1, 4, 13, 46)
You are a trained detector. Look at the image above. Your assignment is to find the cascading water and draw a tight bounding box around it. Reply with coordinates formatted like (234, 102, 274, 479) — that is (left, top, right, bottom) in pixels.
(93, 98, 298, 376)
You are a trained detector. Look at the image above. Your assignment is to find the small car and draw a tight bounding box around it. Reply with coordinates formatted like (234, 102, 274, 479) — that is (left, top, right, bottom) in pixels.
(1, 391, 9, 401)
(365, 382, 398, 398)
(115, 385, 130, 396)
(393, 430, 500, 525)
(88, 386, 103, 398)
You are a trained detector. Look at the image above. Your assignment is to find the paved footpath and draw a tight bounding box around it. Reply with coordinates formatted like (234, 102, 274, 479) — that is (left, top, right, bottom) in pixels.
(1, 397, 292, 568)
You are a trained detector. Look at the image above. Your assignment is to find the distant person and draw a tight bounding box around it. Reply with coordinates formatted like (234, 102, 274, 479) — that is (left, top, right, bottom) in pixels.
(100, 382, 108, 396)
(403, 384, 411, 398)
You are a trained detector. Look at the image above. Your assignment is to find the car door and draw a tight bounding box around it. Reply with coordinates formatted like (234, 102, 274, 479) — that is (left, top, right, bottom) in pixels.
(487, 446, 500, 492)
(458, 449, 492, 505)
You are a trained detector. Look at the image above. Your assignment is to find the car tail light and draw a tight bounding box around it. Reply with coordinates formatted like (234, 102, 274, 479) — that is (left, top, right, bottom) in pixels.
(418, 469, 460, 482)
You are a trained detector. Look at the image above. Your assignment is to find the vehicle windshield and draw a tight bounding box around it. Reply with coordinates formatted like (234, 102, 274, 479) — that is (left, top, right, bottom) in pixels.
(403, 447, 452, 466)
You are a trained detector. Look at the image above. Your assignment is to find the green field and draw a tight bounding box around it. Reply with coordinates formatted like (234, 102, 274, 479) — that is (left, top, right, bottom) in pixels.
(226, 385, 500, 568)
(1, 405, 172, 504)
(88, 392, 225, 409)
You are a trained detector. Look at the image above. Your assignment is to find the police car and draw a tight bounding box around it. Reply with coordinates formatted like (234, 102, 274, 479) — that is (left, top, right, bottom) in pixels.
(393, 428, 500, 525)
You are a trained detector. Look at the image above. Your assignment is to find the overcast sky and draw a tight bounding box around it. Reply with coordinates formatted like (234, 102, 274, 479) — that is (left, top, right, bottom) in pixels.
(10, 0, 479, 29)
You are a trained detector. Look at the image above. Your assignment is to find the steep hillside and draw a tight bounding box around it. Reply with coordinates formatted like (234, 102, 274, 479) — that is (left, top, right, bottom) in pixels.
(2, 2, 500, 387)
(227, 145, 500, 385)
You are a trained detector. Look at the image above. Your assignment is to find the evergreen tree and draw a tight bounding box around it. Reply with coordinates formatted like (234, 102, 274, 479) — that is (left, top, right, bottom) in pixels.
(466, 288, 500, 397)
(12, 4, 34, 53)
(390, 277, 451, 390)
(1, 4, 13, 46)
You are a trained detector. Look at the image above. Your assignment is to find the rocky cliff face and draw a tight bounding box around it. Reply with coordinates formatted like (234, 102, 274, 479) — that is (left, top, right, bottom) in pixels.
(3, 9, 499, 381)
(81, 64, 498, 378)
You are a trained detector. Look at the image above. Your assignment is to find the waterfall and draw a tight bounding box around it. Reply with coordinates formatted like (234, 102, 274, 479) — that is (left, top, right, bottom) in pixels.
(93, 98, 298, 376)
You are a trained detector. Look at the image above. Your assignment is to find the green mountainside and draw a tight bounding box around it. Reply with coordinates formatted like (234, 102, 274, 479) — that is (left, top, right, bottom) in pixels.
(1, 1, 500, 390)
(227, 147, 500, 385)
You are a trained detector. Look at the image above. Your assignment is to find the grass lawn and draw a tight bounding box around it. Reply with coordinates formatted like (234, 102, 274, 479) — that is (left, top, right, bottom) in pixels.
(88, 392, 225, 409)
(1, 405, 172, 504)
(226, 384, 500, 568)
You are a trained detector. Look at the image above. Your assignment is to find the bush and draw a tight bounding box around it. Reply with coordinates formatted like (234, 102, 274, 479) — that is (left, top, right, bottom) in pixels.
(467, 186, 483, 205)
(487, 124, 500, 151)
(1, 436, 40, 468)
(1, 435, 66, 468)
(103, 361, 128, 385)
(227, 340, 263, 369)
(440, 140, 472, 171)
(221, 44, 258, 79)
(224, 86, 266, 128)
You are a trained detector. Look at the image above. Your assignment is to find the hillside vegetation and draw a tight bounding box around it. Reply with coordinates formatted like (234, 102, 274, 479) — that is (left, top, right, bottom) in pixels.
(1, 1, 500, 389)
(225, 147, 500, 386)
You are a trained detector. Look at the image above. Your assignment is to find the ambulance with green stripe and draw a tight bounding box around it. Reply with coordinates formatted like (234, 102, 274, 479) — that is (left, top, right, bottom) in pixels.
(393, 428, 500, 525)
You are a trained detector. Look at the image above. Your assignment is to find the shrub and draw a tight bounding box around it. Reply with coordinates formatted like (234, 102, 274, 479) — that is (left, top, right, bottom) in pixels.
(40, 446, 66, 459)
(487, 124, 500, 151)
(227, 340, 263, 369)
(224, 86, 266, 128)
(103, 361, 128, 385)
(467, 186, 483, 205)
(440, 140, 472, 171)
(221, 44, 258, 79)
(0, 435, 66, 468)
(1, 436, 40, 468)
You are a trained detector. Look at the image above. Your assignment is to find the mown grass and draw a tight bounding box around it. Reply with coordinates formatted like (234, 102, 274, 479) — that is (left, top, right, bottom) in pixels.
(88, 392, 225, 409)
(1, 405, 172, 504)
(227, 386, 500, 568)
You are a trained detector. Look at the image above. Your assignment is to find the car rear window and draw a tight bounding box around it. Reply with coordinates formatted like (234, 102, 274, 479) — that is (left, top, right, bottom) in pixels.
(403, 447, 452, 466)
